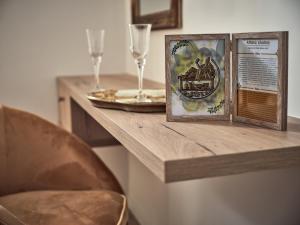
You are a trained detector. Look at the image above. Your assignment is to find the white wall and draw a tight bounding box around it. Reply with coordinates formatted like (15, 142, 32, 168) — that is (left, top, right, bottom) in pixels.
(126, 0, 300, 117)
(0, 0, 127, 123)
(96, 145, 300, 225)
(124, 0, 300, 224)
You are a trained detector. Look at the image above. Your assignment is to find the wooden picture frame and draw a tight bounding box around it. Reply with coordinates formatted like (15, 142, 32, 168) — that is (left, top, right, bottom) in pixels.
(165, 34, 231, 122)
(131, 0, 182, 30)
(232, 32, 288, 131)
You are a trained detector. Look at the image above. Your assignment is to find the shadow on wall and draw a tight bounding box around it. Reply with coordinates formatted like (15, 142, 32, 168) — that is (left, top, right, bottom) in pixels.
(207, 168, 300, 225)
(168, 167, 300, 225)
(95, 145, 300, 225)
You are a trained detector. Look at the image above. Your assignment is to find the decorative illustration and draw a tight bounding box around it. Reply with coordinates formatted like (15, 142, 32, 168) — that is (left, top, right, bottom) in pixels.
(167, 37, 228, 119)
(177, 57, 220, 99)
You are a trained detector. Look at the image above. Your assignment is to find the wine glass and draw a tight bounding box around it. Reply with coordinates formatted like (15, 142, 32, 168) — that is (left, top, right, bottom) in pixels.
(86, 29, 105, 90)
(129, 24, 152, 101)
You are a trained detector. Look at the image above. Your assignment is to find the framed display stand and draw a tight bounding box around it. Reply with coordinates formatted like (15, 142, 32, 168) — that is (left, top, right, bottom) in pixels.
(165, 31, 288, 130)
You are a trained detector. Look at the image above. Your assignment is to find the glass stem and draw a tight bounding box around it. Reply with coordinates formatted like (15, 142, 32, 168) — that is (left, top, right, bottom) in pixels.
(136, 58, 146, 100)
(93, 57, 102, 90)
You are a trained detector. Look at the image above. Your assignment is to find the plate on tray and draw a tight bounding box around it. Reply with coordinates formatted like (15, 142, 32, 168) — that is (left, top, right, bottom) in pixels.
(87, 89, 166, 112)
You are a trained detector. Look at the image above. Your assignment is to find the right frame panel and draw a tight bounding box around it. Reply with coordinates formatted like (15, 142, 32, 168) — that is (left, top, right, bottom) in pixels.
(232, 32, 288, 130)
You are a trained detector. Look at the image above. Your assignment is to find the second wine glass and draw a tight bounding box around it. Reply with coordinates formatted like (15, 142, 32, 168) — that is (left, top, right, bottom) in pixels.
(86, 29, 105, 90)
(129, 24, 152, 101)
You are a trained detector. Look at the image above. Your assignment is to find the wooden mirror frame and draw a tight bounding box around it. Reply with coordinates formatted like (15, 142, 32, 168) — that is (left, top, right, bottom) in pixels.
(131, 0, 182, 30)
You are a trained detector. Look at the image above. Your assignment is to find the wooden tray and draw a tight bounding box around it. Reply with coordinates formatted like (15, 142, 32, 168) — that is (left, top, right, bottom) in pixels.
(87, 89, 166, 112)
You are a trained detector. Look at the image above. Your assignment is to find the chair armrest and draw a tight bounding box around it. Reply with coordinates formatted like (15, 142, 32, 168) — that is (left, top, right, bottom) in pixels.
(0, 206, 26, 225)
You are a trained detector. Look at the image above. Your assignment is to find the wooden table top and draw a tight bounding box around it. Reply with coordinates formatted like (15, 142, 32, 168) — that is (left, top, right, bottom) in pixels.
(57, 74, 300, 182)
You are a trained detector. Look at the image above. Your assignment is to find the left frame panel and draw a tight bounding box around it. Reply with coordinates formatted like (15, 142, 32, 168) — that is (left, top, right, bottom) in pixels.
(165, 34, 231, 122)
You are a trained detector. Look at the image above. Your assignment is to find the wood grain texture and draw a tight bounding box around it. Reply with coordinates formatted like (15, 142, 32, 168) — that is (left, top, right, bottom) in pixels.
(0, 105, 7, 194)
(57, 77, 120, 147)
(0, 105, 5, 151)
(237, 89, 277, 123)
(70, 99, 120, 147)
(57, 79, 72, 131)
(57, 74, 300, 183)
(165, 34, 231, 121)
(232, 31, 288, 131)
(131, 0, 182, 30)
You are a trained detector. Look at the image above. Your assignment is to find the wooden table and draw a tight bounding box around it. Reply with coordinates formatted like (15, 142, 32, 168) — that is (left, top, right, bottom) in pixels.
(57, 74, 300, 183)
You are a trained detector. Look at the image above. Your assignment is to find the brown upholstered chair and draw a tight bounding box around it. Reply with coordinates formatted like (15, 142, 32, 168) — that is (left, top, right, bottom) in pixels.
(0, 105, 128, 225)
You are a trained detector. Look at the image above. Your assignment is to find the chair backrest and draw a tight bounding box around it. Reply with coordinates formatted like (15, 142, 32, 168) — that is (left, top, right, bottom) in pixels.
(0, 105, 122, 197)
(0, 205, 26, 225)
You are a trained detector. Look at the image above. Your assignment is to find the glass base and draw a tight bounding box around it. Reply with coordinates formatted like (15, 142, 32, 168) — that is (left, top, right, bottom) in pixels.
(91, 87, 105, 92)
(137, 93, 151, 102)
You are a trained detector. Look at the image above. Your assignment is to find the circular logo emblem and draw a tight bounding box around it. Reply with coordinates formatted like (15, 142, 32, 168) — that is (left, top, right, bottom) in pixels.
(177, 57, 220, 99)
